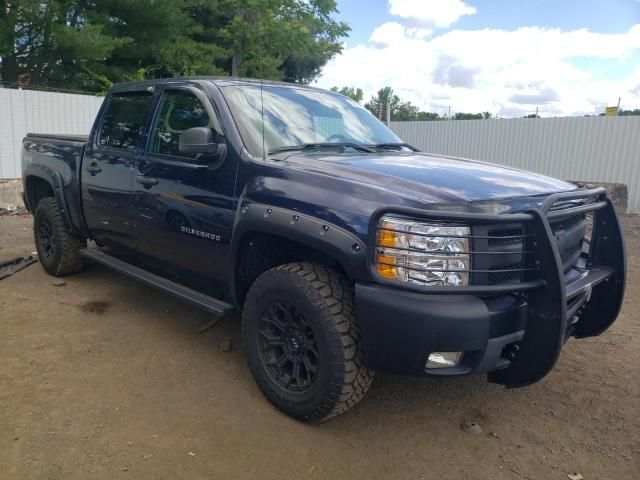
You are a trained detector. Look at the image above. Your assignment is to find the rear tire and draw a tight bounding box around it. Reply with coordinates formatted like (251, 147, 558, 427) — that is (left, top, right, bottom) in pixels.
(34, 197, 85, 276)
(242, 262, 373, 422)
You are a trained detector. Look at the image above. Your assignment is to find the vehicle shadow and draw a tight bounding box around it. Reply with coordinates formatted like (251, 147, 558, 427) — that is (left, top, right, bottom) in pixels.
(72, 262, 518, 430)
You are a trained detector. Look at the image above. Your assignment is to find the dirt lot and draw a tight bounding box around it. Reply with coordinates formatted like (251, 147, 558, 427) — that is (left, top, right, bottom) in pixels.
(1, 213, 638, 480)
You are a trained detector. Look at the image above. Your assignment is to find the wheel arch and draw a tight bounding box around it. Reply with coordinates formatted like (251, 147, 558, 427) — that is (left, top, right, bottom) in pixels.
(23, 165, 82, 237)
(230, 204, 368, 307)
(24, 174, 54, 212)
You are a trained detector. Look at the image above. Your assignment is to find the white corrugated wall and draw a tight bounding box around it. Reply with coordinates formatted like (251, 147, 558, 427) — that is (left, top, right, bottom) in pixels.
(1, 91, 639, 212)
(391, 117, 640, 213)
(0, 88, 104, 179)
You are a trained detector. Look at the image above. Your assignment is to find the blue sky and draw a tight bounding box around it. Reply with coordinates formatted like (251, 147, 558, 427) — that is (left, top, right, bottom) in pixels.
(338, 0, 640, 42)
(315, 0, 640, 116)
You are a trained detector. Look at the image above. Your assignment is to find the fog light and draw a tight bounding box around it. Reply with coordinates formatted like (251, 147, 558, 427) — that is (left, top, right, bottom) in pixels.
(426, 352, 463, 369)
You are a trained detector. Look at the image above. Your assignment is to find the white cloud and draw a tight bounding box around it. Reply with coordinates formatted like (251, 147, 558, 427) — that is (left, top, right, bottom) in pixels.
(370, 22, 432, 48)
(509, 86, 559, 105)
(407, 27, 433, 39)
(316, 24, 640, 117)
(369, 22, 408, 48)
(388, 0, 477, 28)
(432, 55, 479, 88)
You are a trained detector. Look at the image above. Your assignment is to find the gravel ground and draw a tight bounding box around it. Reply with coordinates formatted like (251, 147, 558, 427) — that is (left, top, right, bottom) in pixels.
(1, 213, 639, 480)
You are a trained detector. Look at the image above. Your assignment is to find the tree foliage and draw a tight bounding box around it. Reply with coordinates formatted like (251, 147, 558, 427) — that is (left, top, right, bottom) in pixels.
(619, 109, 640, 116)
(330, 86, 363, 103)
(454, 112, 483, 120)
(359, 86, 495, 121)
(0, 0, 348, 92)
(363, 86, 441, 121)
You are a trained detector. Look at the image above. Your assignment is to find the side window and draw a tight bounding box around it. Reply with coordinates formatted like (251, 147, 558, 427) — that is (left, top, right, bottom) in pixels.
(99, 93, 153, 151)
(149, 90, 212, 158)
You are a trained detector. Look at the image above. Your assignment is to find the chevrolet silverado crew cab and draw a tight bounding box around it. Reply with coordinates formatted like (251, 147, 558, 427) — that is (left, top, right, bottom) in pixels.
(21, 78, 626, 422)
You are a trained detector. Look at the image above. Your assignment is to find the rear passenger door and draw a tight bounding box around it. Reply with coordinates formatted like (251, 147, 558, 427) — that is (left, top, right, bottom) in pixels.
(82, 91, 154, 250)
(131, 85, 237, 295)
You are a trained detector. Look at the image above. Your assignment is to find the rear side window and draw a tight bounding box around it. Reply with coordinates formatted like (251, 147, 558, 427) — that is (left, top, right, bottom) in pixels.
(99, 93, 153, 151)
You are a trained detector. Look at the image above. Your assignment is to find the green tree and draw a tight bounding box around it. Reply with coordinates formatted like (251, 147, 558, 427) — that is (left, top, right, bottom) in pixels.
(210, 0, 348, 81)
(0, 1, 126, 88)
(453, 112, 484, 120)
(0, 0, 348, 91)
(95, 0, 224, 82)
(364, 86, 442, 121)
(278, 0, 350, 83)
(416, 111, 441, 121)
(330, 86, 363, 103)
(365, 86, 396, 119)
(394, 100, 422, 120)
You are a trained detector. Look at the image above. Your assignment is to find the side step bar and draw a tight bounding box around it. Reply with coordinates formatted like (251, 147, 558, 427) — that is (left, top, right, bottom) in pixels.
(80, 248, 234, 317)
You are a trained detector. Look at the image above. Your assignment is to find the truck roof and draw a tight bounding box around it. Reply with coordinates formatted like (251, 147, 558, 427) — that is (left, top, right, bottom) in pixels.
(109, 77, 330, 95)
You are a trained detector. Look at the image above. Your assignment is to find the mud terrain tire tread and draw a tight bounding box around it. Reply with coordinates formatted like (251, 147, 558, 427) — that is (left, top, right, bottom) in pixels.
(34, 197, 85, 276)
(243, 262, 374, 422)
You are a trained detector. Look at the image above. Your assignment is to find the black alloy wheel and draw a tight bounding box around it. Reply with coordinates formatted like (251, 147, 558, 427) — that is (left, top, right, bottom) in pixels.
(33, 197, 85, 276)
(258, 300, 319, 392)
(242, 262, 373, 422)
(37, 217, 56, 263)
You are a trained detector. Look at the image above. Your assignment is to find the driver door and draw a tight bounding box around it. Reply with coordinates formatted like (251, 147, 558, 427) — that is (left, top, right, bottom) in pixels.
(131, 85, 237, 295)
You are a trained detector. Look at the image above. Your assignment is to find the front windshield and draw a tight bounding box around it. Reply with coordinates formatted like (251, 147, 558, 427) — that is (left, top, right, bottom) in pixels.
(220, 84, 401, 157)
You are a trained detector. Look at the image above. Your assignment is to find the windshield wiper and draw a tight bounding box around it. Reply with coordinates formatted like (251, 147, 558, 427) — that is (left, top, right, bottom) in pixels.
(268, 142, 375, 155)
(366, 142, 419, 152)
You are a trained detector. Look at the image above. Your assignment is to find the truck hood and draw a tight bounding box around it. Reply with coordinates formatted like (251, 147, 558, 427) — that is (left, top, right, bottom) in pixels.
(281, 152, 576, 203)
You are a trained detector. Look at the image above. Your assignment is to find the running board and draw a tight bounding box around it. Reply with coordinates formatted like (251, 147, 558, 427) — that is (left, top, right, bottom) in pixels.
(80, 248, 234, 317)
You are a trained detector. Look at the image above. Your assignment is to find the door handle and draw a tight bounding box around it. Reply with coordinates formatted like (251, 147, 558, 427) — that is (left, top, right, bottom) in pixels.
(85, 163, 102, 175)
(136, 175, 159, 188)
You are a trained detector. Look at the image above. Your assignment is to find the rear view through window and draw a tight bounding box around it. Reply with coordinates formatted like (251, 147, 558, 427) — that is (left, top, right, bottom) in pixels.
(98, 93, 153, 151)
(149, 90, 211, 158)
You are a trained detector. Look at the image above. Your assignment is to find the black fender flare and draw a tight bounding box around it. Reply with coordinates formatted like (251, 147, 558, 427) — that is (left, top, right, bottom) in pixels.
(23, 164, 78, 236)
(229, 203, 368, 303)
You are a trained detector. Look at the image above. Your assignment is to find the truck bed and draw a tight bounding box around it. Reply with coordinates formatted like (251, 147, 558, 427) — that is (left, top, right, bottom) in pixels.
(21, 133, 88, 236)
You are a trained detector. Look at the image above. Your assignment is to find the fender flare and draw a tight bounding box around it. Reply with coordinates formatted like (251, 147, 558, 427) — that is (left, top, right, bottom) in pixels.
(23, 164, 78, 236)
(229, 203, 368, 302)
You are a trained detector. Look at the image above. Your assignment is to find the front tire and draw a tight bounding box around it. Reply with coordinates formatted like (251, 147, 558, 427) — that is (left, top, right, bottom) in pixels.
(242, 262, 373, 422)
(34, 197, 85, 276)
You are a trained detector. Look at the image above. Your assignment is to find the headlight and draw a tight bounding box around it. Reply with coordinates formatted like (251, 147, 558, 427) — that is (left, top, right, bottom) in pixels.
(375, 216, 470, 286)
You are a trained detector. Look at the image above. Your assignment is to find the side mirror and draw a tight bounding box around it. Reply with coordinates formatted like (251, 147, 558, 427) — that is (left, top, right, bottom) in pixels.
(179, 127, 218, 159)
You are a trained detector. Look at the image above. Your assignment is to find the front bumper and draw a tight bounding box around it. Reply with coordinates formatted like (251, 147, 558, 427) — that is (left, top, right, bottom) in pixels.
(356, 284, 528, 375)
(357, 188, 626, 386)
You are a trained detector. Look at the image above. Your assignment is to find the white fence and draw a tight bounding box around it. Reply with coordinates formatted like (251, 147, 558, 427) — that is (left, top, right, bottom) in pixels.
(391, 116, 640, 213)
(0, 88, 104, 179)
(1, 90, 639, 212)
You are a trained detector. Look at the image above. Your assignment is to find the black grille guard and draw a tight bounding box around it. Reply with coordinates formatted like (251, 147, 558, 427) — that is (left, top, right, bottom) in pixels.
(369, 187, 626, 387)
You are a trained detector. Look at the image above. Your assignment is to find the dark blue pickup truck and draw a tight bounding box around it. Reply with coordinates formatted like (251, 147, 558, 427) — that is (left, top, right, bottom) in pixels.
(21, 78, 625, 422)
